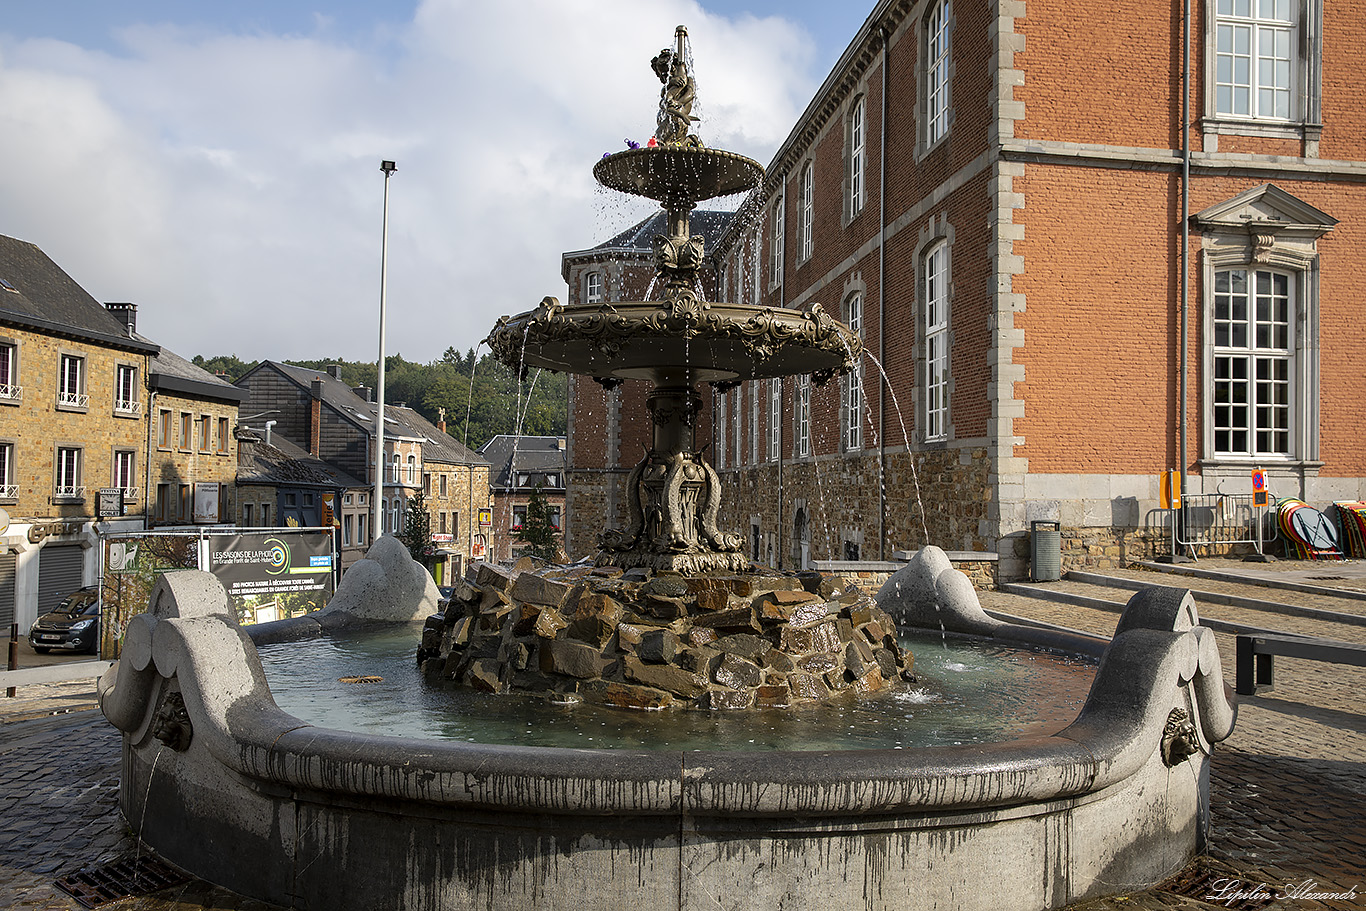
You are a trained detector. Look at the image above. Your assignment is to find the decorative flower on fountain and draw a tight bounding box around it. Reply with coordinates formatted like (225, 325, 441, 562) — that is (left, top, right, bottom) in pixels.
(486, 25, 862, 573)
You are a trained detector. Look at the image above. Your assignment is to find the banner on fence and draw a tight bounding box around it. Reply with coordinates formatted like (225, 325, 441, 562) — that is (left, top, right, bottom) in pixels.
(207, 532, 335, 617)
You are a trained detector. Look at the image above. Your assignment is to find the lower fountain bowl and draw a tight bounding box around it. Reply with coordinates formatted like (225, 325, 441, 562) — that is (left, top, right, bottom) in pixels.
(99, 570, 1234, 911)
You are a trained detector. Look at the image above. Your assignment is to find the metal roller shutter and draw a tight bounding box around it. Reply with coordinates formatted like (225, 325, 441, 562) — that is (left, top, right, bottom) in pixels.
(38, 544, 86, 614)
(0, 553, 15, 628)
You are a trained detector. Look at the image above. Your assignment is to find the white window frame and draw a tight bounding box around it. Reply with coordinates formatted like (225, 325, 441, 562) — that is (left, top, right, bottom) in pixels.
(749, 381, 759, 464)
(716, 393, 727, 469)
(407, 454, 417, 485)
(794, 375, 811, 458)
(767, 378, 781, 461)
(113, 449, 139, 499)
(848, 96, 866, 220)
(58, 353, 87, 409)
(0, 341, 20, 402)
(799, 161, 814, 263)
(1214, 0, 1296, 121)
(585, 271, 604, 304)
(732, 386, 743, 467)
(924, 240, 951, 442)
(1211, 267, 1295, 458)
(391, 453, 401, 483)
(769, 197, 784, 287)
(926, 0, 952, 146)
(55, 445, 83, 499)
(0, 440, 15, 499)
(843, 293, 864, 452)
(114, 363, 140, 415)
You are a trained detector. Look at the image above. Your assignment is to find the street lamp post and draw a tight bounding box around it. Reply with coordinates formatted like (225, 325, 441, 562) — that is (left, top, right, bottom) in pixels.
(373, 160, 397, 543)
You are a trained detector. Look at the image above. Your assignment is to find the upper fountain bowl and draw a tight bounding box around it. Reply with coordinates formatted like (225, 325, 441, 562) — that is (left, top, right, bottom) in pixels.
(594, 146, 764, 204)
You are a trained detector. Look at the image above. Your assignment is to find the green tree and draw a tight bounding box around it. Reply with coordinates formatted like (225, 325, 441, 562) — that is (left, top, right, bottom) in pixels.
(514, 485, 560, 563)
(398, 492, 436, 569)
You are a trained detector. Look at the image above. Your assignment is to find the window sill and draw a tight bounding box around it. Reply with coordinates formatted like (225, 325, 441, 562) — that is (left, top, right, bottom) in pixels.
(1198, 457, 1322, 473)
(1201, 117, 1322, 141)
(113, 410, 141, 419)
(55, 403, 89, 415)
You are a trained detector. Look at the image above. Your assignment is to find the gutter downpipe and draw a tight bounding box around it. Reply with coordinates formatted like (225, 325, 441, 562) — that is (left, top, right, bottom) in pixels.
(1180, 0, 1191, 518)
(878, 25, 889, 560)
(777, 193, 786, 570)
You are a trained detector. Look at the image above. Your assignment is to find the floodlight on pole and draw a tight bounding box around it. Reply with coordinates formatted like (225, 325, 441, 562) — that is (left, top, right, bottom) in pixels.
(373, 160, 397, 543)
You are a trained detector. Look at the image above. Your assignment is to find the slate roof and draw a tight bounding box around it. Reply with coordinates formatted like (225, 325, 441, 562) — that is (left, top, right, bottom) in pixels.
(0, 233, 159, 354)
(237, 430, 365, 488)
(478, 435, 567, 491)
(560, 210, 734, 279)
(141, 334, 247, 404)
(255, 361, 488, 468)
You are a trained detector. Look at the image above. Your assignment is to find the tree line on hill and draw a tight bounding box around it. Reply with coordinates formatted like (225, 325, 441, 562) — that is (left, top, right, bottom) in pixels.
(193, 348, 568, 451)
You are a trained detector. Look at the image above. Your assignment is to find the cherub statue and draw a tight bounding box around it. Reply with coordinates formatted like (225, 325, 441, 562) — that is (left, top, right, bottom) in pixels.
(651, 46, 699, 146)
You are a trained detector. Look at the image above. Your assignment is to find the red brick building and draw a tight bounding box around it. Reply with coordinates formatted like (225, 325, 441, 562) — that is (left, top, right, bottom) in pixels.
(567, 0, 1366, 580)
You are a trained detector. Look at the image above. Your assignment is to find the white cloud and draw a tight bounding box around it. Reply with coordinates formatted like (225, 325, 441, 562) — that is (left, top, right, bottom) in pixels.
(0, 1, 817, 363)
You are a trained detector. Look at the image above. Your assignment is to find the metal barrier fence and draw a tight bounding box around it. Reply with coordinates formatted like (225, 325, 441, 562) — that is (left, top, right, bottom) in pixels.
(1172, 493, 1266, 559)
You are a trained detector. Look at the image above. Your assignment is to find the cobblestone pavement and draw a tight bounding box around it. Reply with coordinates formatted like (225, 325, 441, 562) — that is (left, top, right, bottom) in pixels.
(2, 567, 1363, 910)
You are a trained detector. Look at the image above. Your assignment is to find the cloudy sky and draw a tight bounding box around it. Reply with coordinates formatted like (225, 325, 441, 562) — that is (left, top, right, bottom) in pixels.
(0, 1, 871, 364)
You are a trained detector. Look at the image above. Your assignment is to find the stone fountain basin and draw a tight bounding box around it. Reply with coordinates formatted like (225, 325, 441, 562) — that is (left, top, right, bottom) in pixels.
(493, 300, 859, 384)
(99, 571, 1234, 911)
(593, 146, 764, 203)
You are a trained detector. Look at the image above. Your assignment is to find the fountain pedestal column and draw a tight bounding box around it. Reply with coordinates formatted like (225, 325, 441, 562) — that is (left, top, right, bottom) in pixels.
(597, 382, 747, 574)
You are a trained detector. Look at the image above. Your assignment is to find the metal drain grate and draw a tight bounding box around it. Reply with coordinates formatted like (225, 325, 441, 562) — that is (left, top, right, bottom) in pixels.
(54, 854, 191, 908)
(1161, 868, 1278, 909)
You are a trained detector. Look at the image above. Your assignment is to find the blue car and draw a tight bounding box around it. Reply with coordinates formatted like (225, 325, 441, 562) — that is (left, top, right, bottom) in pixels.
(28, 586, 101, 654)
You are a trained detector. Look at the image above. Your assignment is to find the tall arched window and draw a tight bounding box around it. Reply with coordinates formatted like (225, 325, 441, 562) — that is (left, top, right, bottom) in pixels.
(848, 96, 866, 219)
(926, 0, 952, 145)
(799, 161, 814, 262)
(407, 454, 417, 485)
(924, 240, 950, 441)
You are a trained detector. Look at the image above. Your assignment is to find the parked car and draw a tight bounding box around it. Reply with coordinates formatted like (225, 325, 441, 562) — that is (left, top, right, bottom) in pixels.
(28, 586, 101, 654)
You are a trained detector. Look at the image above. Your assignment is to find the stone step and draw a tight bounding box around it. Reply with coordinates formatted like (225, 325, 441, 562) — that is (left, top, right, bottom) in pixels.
(1066, 571, 1366, 628)
(998, 581, 1304, 640)
(1132, 559, 1366, 603)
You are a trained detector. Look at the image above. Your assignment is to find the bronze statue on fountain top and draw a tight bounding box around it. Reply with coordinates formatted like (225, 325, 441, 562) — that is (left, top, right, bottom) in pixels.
(487, 26, 861, 573)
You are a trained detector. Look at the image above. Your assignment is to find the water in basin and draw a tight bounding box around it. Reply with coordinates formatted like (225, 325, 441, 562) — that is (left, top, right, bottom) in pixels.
(258, 625, 1095, 752)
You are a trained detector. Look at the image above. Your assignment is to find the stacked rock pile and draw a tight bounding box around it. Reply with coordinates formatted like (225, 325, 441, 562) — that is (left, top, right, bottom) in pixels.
(418, 563, 915, 710)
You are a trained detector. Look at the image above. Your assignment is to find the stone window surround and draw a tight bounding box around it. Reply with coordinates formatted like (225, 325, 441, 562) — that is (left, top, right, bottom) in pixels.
(917, 215, 956, 446)
(157, 408, 173, 451)
(842, 280, 867, 453)
(112, 448, 138, 498)
(767, 377, 781, 462)
(53, 441, 84, 502)
(178, 411, 193, 452)
(0, 335, 21, 405)
(56, 349, 88, 413)
(113, 361, 140, 417)
(1201, 0, 1323, 155)
(917, 0, 955, 160)
(1193, 184, 1335, 472)
(585, 270, 604, 304)
(0, 437, 16, 502)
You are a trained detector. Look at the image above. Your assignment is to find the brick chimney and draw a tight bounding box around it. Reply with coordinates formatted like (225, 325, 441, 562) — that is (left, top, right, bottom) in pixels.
(310, 379, 324, 456)
(104, 302, 137, 336)
(437, 406, 447, 434)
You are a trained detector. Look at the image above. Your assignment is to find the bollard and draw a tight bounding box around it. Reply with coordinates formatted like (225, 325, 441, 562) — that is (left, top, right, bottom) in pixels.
(6, 623, 17, 698)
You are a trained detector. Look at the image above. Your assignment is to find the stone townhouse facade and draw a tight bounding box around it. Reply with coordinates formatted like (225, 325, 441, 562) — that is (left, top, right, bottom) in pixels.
(145, 346, 247, 528)
(478, 434, 567, 563)
(0, 233, 241, 630)
(565, 0, 1366, 581)
(235, 362, 489, 584)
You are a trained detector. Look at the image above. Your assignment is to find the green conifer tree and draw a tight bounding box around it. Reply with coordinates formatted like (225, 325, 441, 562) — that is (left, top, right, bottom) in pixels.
(514, 484, 560, 563)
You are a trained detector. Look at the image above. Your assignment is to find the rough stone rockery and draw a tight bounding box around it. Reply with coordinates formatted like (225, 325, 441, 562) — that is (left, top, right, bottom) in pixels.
(486, 24, 861, 575)
(419, 562, 914, 710)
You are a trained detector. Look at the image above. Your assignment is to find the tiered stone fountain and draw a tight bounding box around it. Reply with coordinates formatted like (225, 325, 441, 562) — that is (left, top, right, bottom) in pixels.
(98, 27, 1236, 911)
(460, 26, 904, 710)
